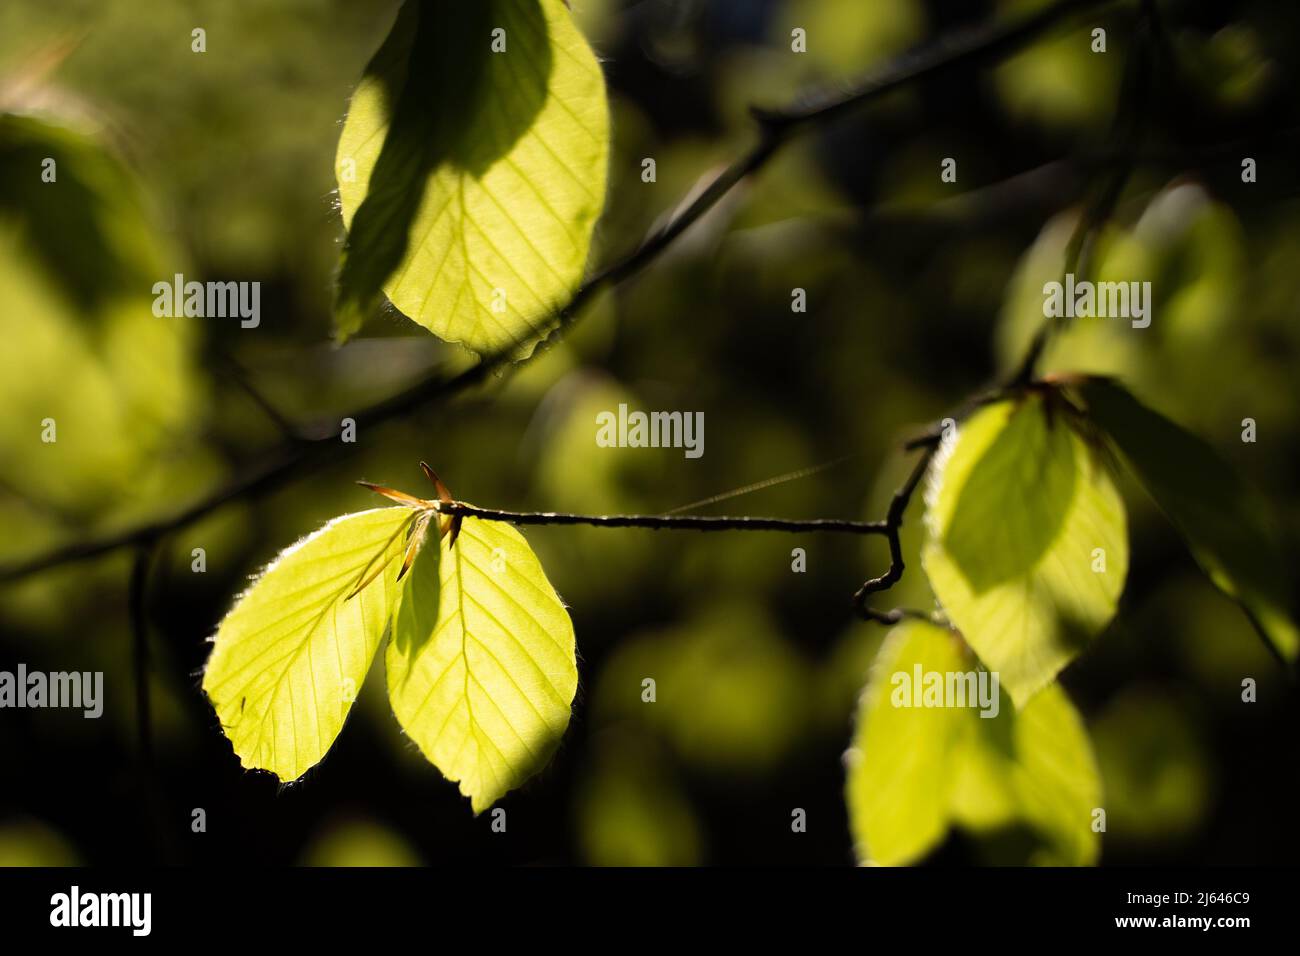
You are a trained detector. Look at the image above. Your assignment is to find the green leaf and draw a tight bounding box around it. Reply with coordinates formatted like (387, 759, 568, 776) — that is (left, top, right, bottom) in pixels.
(922, 396, 1128, 706)
(1079, 378, 1299, 663)
(0, 113, 165, 313)
(0, 114, 207, 520)
(845, 621, 1101, 866)
(845, 622, 968, 865)
(387, 512, 578, 814)
(202, 508, 415, 781)
(335, 0, 609, 356)
(954, 673, 1101, 866)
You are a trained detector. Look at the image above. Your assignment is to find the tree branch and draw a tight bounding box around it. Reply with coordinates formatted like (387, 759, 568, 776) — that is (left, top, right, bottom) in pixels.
(853, 439, 941, 624)
(440, 501, 888, 535)
(0, 0, 1112, 585)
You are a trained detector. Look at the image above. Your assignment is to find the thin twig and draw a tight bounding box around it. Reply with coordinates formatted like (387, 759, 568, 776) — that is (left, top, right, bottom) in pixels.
(213, 352, 303, 441)
(853, 440, 941, 624)
(0, 443, 315, 582)
(440, 501, 888, 535)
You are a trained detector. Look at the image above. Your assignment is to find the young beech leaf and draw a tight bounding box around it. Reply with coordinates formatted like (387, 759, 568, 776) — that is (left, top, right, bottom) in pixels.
(845, 621, 1100, 866)
(387, 511, 577, 814)
(202, 508, 415, 781)
(335, 0, 609, 356)
(921, 396, 1127, 707)
(1078, 378, 1299, 664)
(846, 622, 967, 865)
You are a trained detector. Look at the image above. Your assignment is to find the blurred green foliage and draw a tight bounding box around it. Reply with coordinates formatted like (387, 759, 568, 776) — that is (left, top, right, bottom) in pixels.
(1092, 687, 1212, 845)
(299, 817, 424, 866)
(846, 620, 1100, 866)
(0, 818, 80, 866)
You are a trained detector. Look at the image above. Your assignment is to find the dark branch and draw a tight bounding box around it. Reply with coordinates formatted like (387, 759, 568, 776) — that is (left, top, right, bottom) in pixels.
(0, 443, 315, 582)
(213, 352, 304, 442)
(440, 501, 888, 536)
(755, 0, 1114, 131)
(853, 440, 941, 624)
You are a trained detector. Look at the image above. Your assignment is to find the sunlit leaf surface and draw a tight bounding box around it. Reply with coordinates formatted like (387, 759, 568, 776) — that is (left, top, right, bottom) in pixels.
(387, 513, 577, 813)
(203, 508, 414, 781)
(922, 397, 1127, 706)
(335, 0, 609, 355)
(845, 621, 1100, 866)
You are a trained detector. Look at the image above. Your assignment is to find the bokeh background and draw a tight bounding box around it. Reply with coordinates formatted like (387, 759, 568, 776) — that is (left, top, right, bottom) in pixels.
(1, 0, 1298, 866)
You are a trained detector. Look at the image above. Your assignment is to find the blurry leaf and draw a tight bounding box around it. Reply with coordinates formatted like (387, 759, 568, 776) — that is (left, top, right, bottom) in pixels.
(578, 733, 702, 866)
(594, 603, 812, 774)
(951, 673, 1101, 865)
(994, 12, 1115, 131)
(1174, 25, 1276, 108)
(335, 0, 609, 355)
(1092, 688, 1211, 844)
(1166, 581, 1278, 686)
(300, 819, 423, 867)
(1079, 378, 1299, 663)
(0, 227, 137, 499)
(0, 819, 80, 866)
(996, 213, 1149, 383)
(845, 621, 1101, 866)
(202, 508, 414, 781)
(845, 621, 967, 865)
(998, 184, 1255, 438)
(0, 113, 162, 312)
(768, 0, 923, 77)
(387, 513, 577, 814)
(0, 114, 205, 517)
(922, 396, 1128, 706)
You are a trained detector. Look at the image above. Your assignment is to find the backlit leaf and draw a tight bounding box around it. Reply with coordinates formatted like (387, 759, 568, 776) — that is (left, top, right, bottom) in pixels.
(387, 512, 577, 813)
(335, 0, 609, 356)
(845, 621, 967, 865)
(203, 508, 415, 781)
(1079, 377, 1299, 663)
(845, 621, 1101, 866)
(922, 396, 1127, 706)
(0, 114, 206, 518)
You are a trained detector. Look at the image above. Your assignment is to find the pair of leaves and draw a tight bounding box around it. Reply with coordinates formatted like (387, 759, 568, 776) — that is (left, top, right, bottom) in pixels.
(202, 503, 578, 813)
(845, 620, 1100, 866)
(922, 394, 1128, 707)
(335, 0, 610, 357)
